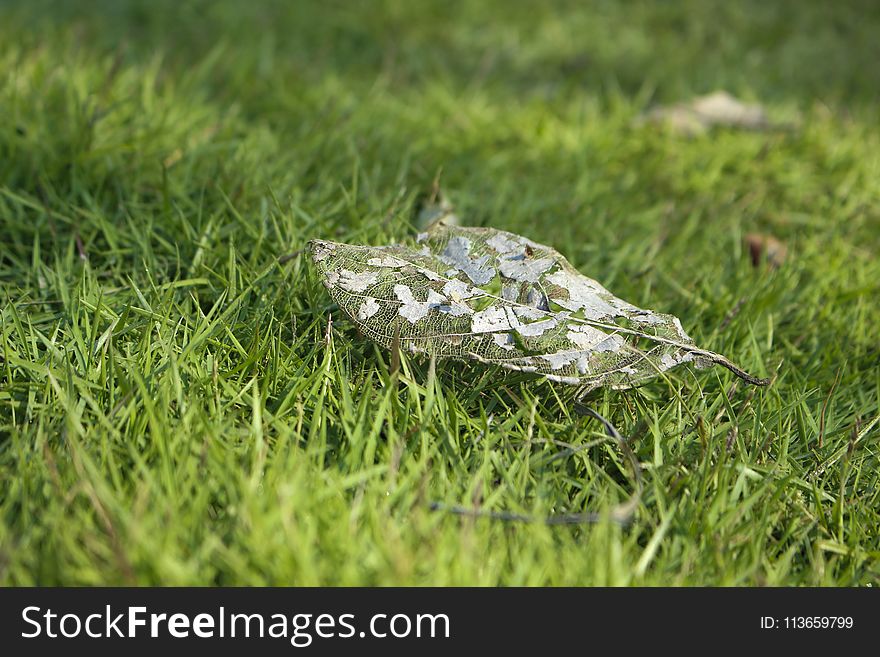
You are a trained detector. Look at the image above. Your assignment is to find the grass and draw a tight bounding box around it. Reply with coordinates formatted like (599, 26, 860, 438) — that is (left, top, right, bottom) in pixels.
(1, 0, 878, 586)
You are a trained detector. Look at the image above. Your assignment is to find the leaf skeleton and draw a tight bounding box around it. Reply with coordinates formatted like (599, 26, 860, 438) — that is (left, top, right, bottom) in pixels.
(308, 224, 769, 393)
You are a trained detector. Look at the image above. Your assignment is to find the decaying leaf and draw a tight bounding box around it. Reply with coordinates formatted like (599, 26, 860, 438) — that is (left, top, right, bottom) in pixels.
(745, 232, 787, 269)
(641, 90, 774, 136)
(308, 225, 769, 392)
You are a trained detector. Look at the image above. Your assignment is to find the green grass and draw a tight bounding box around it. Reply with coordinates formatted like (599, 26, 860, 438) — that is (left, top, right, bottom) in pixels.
(1, 0, 878, 586)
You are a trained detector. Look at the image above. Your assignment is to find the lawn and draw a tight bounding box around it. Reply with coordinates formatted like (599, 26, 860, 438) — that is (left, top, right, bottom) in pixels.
(1, 0, 878, 586)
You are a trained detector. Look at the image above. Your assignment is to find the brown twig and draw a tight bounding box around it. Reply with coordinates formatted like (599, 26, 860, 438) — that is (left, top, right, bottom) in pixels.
(429, 405, 642, 526)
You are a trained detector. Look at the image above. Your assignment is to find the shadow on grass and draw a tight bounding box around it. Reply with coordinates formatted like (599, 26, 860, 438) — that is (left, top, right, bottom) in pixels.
(7, 0, 880, 107)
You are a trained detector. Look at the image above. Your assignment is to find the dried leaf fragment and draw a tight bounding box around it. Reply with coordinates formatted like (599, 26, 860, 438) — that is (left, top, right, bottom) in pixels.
(641, 90, 774, 136)
(308, 225, 769, 391)
(745, 233, 787, 269)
